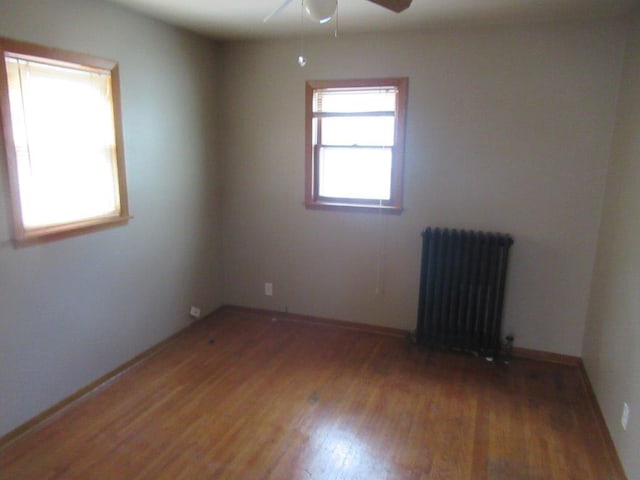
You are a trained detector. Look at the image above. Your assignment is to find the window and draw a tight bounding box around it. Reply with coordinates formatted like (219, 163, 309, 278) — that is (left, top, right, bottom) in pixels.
(305, 78, 408, 213)
(0, 37, 129, 243)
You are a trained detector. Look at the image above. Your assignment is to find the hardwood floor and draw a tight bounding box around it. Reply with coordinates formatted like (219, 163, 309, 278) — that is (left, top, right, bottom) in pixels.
(0, 309, 624, 479)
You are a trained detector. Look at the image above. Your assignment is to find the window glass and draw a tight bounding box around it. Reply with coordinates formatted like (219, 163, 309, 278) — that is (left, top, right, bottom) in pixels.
(320, 116, 395, 146)
(318, 147, 392, 200)
(6, 57, 120, 229)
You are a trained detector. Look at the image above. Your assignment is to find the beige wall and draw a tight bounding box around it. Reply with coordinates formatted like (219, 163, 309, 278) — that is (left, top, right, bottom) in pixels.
(0, 0, 222, 436)
(583, 13, 640, 478)
(220, 23, 624, 357)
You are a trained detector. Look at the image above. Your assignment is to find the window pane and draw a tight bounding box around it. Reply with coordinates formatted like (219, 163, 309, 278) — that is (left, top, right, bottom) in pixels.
(318, 147, 392, 200)
(320, 116, 395, 146)
(6, 56, 120, 229)
(314, 89, 396, 113)
(18, 148, 117, 228)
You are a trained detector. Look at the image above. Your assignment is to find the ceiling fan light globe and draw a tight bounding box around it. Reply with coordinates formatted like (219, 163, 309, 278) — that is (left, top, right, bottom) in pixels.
(304, 0, 337, 23)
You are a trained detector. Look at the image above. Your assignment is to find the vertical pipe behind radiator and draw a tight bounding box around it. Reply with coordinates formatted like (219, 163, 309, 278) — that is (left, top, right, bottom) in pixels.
(416, 227, 514, 356)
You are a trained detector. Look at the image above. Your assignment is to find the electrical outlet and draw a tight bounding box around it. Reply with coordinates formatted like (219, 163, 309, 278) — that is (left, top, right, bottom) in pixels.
(265, 282, 273, 296)
(189, 306, 201, 319)
(621, 402, 630, 431)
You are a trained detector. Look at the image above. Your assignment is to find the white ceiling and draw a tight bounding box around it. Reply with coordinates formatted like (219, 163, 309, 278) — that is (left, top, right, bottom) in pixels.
(104, 0, 640, 39)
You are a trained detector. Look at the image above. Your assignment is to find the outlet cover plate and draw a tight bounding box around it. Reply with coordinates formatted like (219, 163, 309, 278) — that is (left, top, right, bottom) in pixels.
(189, 306, 201, 319)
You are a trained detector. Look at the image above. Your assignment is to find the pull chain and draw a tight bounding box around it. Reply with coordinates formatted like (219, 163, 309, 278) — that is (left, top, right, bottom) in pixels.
(298, 0, 307, 67)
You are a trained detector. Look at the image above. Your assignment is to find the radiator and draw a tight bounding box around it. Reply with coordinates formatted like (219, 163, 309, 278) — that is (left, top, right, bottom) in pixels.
(416, 227, 514, 356)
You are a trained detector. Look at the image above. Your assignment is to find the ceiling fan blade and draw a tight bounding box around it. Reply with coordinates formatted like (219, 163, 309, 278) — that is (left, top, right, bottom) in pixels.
(263, 0, 297, 22)
(367, 0, 412, 13)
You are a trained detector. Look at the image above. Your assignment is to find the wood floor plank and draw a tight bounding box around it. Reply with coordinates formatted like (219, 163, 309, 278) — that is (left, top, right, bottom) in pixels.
(0, 309, 626, 480)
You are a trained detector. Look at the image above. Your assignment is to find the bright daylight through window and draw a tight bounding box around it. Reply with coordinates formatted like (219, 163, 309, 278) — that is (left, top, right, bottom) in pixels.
(305, 78, 407, 213)
(0, 38, 128, 243)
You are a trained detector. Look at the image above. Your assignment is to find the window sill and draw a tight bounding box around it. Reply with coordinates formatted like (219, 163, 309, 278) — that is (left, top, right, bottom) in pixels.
(13, 215, 132, 247)
(304, 200, 403, 215)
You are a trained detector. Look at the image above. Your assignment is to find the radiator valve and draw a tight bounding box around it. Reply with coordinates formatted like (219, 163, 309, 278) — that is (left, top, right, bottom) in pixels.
(503, 334, 515, 357)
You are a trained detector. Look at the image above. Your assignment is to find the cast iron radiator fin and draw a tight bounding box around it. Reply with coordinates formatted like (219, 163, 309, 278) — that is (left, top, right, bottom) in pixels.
(415, 227, 514, 356)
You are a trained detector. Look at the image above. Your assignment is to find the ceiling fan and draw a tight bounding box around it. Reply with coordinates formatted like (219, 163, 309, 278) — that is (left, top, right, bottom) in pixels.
(265, 0, 412, 67)
(264, 0, 412, 24)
